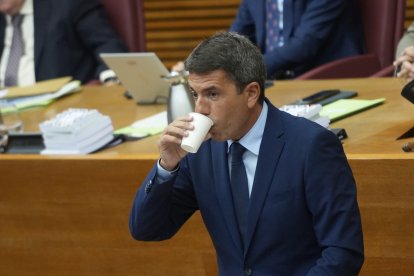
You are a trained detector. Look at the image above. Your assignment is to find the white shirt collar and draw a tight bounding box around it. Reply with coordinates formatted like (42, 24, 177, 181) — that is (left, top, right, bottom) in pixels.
(5, 0, 33, 22)
(227, 101, 268, 155)
(20, 0, 33, 15)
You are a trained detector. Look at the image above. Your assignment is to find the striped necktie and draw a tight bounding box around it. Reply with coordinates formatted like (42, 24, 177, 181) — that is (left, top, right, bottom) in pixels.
(265, 0, 280, 53)
(4, 14, 25, 87)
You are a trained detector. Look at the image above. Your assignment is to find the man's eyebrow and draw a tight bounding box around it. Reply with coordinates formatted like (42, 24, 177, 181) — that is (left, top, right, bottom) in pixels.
(189, 85, 218, 93)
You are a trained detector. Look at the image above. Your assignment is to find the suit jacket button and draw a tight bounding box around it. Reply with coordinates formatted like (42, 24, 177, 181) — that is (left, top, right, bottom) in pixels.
(244, 268, 252, 275)
(144, 180, 153, 193)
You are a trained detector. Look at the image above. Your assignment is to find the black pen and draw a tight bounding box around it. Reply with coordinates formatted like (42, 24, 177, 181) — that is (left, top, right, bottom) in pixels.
(402, 141, 414, 152)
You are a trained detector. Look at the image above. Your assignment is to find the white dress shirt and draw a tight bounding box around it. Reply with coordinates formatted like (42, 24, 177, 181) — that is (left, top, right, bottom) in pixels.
(0, 0, 35, 87)
(227, 101, 268, 196)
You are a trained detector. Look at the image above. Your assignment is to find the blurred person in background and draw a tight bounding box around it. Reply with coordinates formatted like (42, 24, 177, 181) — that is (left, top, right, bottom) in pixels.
(229, 0, 364, 79)
(172, 0, 364, 80)
(394, 22, 414, 82)
(0, 0, 127, 87)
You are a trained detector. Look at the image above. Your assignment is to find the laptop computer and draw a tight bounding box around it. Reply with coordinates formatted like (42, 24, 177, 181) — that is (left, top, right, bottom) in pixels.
(100, 52, 170, 104)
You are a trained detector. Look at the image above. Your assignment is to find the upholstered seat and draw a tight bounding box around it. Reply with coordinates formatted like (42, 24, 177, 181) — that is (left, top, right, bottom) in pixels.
(101, 0, 146, 52)
(296, 0, 406, 79)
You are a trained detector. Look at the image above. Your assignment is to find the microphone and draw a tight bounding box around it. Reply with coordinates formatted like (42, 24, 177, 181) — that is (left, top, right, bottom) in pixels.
(401, 79, 414, 104)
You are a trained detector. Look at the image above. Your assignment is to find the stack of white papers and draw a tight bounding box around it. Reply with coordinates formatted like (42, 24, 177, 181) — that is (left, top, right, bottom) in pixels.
(39, 108, 113, 155)
(280, 104, 330, 128)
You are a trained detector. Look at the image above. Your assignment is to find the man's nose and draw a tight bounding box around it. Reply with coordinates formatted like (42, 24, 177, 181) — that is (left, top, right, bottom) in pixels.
(194, 97, 209, 115)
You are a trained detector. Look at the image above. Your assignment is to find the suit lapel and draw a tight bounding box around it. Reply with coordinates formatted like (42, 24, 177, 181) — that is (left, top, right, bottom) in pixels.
(211, 140, 244, 253)
(244, 102, 285, 255)
(256, 0, 266, 51)
(33, 0, 50, 75)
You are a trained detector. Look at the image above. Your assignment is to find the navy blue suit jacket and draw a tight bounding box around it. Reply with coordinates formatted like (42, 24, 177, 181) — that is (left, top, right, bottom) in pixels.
(230, 0, 365, 77)
(130, 100, 364, 275)
(0, 0, 127, 84)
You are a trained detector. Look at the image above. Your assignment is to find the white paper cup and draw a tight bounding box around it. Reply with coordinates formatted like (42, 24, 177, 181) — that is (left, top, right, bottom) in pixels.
(181, 112, 213, 153)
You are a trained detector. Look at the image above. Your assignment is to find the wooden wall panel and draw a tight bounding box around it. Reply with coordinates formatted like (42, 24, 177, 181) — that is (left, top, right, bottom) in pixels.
(143, 0, 241, 69)
(406, 0, 414, 28)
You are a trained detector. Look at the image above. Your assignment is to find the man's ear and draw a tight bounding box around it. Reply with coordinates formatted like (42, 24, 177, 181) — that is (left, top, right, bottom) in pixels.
(244, 82, 260, 108)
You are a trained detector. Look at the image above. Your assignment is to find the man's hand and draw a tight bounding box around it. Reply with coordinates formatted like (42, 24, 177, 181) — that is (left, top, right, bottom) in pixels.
(394, 46, 414, 82)
(171, 61, 185, 73)
(158, 114, 194, 171)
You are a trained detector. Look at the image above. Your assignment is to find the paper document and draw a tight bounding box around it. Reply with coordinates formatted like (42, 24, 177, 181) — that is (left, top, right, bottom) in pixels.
(0, 76, 72, 99)
(6, 80, 81, 111)
(320, 98, 385, 122)
(114, 111, 168, 138)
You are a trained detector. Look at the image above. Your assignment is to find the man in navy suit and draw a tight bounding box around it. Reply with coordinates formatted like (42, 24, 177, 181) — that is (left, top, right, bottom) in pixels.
(230, 0, 365, 79)
(0, 0, 127, 86)
(130, 32, 364, 275)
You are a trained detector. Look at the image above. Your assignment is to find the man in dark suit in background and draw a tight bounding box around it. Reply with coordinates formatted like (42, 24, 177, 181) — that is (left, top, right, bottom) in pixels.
(0, 0, 127, 87)
(130, 32, 364, 275)
(230, 0, 365, 79)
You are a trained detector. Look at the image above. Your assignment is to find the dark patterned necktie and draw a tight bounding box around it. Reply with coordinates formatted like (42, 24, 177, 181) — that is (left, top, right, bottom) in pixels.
(230, 142, 249, 248)
(4, 14, 25, 87)
(265, 0, 280, 53)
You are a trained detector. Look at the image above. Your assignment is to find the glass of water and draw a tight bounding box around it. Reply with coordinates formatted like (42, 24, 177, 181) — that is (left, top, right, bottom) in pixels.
(0, 101, 24, 134)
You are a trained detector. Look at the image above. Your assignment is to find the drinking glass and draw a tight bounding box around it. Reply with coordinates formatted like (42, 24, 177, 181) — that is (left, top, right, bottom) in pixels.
(0, 101, 24, 134)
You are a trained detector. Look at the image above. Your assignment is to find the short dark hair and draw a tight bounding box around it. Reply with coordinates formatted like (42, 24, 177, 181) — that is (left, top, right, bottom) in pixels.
(185, 32, 266, 104)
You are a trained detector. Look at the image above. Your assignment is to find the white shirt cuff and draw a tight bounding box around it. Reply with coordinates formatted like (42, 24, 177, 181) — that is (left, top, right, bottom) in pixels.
(99, 69, 116, 83)
(156, 159, 178, 182)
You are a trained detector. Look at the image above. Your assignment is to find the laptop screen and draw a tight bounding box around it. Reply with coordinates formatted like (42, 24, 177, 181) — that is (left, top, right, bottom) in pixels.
(100, 52, 170, 104)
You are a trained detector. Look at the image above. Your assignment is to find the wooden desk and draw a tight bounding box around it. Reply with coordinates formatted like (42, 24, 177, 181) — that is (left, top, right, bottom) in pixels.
(1, 78, 414, 275)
